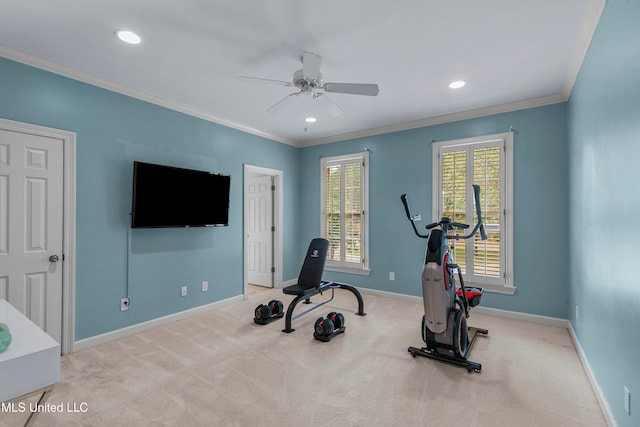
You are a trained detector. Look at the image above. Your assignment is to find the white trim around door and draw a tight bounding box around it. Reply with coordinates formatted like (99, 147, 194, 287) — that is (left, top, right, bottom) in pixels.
(0, 118, 76, 355)
(243, 165, 283, 297)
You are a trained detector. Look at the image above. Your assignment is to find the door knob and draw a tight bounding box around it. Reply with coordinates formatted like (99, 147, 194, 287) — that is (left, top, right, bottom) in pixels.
(49, 255, 60, 263)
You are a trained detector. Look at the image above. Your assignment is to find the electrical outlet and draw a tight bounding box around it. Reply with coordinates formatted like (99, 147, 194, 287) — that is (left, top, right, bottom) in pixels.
(202, 281, 208, 292)
(181, 286, 187, 297)
(120, 298, 130, 312)
(575, 305, 579, 320)
(389, 272, 395, 281)
(624, 386, 630, 415)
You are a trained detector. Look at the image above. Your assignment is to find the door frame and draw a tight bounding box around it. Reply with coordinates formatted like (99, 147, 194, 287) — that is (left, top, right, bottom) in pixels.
(246, 174, 274, 288)
(243, 164, 282, 298)
(0, 118, 76, 355)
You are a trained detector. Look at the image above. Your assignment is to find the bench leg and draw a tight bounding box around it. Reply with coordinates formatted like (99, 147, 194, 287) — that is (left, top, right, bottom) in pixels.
(281, 285, 365, 333)
(282, 294, 305, 333)
(336, 283, 367, 316)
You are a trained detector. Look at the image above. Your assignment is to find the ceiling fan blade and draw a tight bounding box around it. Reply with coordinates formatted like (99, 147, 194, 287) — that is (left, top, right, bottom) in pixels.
(302, 52, 323, 81)
(266, 92, 300, 113)
(314, 93, 343, 117)
(322, 82, 380, 96)
(236, 76, 293, 87)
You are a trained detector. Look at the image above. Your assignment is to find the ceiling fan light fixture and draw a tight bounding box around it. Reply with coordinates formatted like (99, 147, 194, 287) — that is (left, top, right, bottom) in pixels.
(305, 117, 317, 123)
(449, 80, 466, 89)
(115, 30, 142, 45)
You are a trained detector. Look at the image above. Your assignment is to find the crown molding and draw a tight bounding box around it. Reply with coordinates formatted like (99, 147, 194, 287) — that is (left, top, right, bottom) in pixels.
(0, 46, 297, 147)
(561, 0, 606, 99)
(301, 93, 568, 147)
(3, 3, 602, 152)
(302, 0, 606, 148)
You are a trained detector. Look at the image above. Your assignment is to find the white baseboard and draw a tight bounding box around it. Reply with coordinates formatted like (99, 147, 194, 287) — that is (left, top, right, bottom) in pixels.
(472, 306, 569, 329)
(72, 284, 615, 427)
(568, 324, 617, 427)
(359, 286, 614, 426)
(358, 286, 423, 303)
(73, 295, 243, 352)
(358, 287, 569, 328)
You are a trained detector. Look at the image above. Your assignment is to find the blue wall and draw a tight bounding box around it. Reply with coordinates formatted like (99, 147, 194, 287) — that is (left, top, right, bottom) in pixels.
(0, 57, 301, 340)
(568, 0, 640, 425)
(300, 103, 570, 318)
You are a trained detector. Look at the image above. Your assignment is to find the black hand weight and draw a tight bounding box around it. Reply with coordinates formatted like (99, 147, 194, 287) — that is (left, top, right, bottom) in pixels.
(254, 303, 271, 321)
(268, 299, 283, 316)
(314, 316, 335, 337)
(326, 312, 344, 330)
(313, 312, 346, 341)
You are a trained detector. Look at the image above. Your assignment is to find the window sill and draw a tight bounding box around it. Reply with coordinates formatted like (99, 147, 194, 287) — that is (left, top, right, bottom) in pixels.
(325, 265, 371, 276)
(474, 283, 517, 295)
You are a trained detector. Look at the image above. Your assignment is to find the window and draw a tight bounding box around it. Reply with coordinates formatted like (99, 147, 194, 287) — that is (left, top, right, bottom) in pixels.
(432, 132, 514, 294)
(320, 152, 369, 275)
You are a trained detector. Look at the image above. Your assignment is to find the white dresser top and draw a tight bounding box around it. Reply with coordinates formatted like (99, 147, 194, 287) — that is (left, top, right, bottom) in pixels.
(0, 299, 60, 402)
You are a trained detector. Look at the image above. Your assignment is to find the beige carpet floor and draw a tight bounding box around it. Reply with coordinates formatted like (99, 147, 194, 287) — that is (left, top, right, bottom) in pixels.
(2, 288, 606, 426)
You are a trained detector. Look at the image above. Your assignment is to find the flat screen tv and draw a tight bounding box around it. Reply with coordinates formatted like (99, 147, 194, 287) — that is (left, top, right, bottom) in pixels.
(131, 161, 230, 228)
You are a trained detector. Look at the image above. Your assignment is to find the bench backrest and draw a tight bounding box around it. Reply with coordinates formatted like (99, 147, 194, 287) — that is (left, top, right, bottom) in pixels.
(297, 238, 329, 289)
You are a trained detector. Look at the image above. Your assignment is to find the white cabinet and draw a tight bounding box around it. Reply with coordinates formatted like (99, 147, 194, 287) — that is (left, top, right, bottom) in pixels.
(0, 299, 60, 402)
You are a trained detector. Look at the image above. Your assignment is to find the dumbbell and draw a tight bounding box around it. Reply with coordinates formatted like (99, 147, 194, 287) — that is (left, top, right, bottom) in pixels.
(254, 300, 284, 324)
(313, 312, 345, 340)
(268, 300, 283, 316)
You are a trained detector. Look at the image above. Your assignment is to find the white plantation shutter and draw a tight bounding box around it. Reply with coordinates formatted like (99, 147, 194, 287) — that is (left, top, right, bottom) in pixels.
(321, 152, 369, 274)
(434, 133, 514, 292)
(344, 161, 362, 263)
(473, 147, 502, 279)
(325, 163, 342, 261)
(441, 150, 468, 273)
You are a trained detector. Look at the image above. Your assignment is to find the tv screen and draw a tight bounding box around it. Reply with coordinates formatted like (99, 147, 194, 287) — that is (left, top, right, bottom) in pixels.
(131, 161, 230, 228)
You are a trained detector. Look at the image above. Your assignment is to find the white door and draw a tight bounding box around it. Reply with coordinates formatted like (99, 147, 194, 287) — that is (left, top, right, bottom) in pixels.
(0, 128, 64, 343)
(247, 175, 273, 287)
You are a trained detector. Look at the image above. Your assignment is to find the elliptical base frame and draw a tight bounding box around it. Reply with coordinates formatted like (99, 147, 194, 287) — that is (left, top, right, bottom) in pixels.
(408, 326, 488, 373)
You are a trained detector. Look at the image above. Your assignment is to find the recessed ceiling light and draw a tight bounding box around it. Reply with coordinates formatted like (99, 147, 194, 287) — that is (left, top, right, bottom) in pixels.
(449, 80, 466, 89)
(115, 30, 141, 45)
(305, 117, 317, 123)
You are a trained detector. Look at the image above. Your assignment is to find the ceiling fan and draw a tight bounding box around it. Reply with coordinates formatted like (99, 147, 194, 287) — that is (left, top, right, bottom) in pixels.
(236, 52, 379, 116)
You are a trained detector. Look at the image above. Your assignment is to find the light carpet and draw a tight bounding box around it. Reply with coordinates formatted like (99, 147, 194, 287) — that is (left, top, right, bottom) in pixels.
(1, 288, 606, 426)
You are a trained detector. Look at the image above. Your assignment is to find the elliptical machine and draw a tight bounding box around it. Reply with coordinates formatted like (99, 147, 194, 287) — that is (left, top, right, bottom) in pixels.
(400, 185, 488, 373)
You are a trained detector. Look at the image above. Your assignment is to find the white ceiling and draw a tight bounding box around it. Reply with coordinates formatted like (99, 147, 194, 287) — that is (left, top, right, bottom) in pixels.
(0, 0, 604, 147)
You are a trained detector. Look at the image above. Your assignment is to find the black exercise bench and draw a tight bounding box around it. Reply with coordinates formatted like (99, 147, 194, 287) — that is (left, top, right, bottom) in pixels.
(282, 238, 366, 333)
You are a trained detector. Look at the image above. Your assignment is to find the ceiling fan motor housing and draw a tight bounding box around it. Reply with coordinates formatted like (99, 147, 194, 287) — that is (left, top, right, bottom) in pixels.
(293, 69, 323, 92)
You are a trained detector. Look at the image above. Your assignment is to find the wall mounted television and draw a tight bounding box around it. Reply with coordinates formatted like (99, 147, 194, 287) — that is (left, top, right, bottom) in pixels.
(131, 161, 230, 228)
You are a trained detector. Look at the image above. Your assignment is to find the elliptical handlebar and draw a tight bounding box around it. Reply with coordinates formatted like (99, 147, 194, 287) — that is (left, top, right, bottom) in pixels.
(400, 194, 429, 239)
(474, 184, 488, 241)
(447, 185, 487, 241)
(400, 185, 488, 241)
(451, 222, 470, 230)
